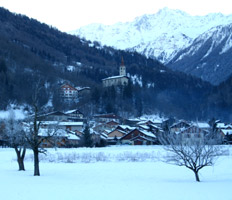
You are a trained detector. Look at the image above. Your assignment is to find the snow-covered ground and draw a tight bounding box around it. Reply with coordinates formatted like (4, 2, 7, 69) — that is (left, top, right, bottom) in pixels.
(0, 146, 232, 200)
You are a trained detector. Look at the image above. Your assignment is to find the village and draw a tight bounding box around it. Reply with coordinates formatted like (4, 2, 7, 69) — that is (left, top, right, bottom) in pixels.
(1, 58, 231, 148)
(0, 108, 229, 148)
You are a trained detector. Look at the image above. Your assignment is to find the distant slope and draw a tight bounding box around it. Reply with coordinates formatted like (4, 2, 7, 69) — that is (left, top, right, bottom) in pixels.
(0, 7, 231, 120)
(71, 7, 232, 63)
(167, 24, 232, 85)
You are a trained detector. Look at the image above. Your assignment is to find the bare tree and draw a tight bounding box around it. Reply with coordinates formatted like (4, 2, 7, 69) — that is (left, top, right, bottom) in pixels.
(24, 81, 59, 176)
(4, 109, 27, 171)
(158, 127, 227, 182)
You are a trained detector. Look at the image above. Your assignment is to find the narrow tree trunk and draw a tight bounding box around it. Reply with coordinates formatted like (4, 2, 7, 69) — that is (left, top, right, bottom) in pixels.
(33, 149, 40, 176)
(14, 147, 26, 171)
(194, 170, 200, 182)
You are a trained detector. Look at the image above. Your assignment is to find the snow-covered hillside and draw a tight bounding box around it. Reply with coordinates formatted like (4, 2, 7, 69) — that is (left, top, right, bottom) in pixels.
(168, 23, 232, 85)
(70, 7, 232, 63)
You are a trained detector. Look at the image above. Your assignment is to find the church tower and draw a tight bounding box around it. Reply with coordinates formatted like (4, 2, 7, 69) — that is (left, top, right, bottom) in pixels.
(119, 57, 126, 76)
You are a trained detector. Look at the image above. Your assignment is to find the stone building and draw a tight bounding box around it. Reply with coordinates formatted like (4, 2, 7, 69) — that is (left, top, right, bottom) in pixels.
(102, 58, 129, 87)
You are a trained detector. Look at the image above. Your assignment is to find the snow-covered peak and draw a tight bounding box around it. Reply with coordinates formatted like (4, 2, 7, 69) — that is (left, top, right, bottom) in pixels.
(70, 8, 232, 63)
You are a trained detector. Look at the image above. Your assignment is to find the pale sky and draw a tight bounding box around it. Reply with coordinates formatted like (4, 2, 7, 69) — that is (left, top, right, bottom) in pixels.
(0, 0, 231, 32)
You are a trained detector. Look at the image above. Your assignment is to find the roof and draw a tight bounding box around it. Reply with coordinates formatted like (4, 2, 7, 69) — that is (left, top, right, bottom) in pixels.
(38, 128, 67, 137)
(139, 129, 156, 138)
(100, 132, 108, 138)
(94, 113, 120, 119)
(120, 128, 156, 140)
(60, 83, 77, 91)
(221, 129, 232, 135)
(77, 87, 91, 91)
(179, 125, 208, 134)
(192, 122, 210, 129)
(216, 123, 232, 129)
(117, 125, 134, 130)
(67, 134, 80, 140)
(102, 75, 129, 81)
(121, 56, 124, 66)
(130, 135, 155, 142)
(106, 121, 119, 126)
(108, 129, 127, 136)
(170, 120, 191, 128)
(138, 125, 150, 130)
(149, 124, 160, 129)
(41, 121, 83, 126)
(38, 111, 66, 118)
(59, 122, 83, 126)
(65, 109, 83, 115)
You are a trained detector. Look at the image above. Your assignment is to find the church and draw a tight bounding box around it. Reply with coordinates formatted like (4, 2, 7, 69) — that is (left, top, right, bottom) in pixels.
(102, 58, 129, 87)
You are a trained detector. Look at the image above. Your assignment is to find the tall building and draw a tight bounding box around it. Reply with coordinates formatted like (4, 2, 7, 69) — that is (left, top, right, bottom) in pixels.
(102, 57, 129, 87)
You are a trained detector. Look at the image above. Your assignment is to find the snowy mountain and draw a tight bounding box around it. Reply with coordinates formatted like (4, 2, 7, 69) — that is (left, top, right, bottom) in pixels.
(168, 24, 232, 85)
(70, 7, 232, 63)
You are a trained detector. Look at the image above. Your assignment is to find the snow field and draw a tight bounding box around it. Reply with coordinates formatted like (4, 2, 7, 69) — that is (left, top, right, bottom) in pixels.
(0, 146, 232, 200)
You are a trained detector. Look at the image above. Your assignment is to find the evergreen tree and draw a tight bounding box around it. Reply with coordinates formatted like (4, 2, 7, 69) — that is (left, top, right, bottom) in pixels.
(80, 125, 93, 147)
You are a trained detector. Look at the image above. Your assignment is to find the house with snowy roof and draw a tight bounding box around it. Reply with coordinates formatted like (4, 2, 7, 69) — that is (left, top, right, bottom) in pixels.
(60, 83, 78, 101)
(179, 125, 208, 145)
(102, 57, 129, 87)
(38, 128, 80, 148)
(107, 129, 128, 145)
(170, 120, 191, 134)
(65, 109, 85, 121)
(93, 113, 122, 123)
(38, 111, 68, 121)
(120, 128, 157, 145)
(215, 122, 232, 144)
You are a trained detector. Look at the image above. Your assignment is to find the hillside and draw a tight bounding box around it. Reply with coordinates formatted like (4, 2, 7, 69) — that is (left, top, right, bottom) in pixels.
(167, 24, 232, 85)
(0, 7, 230, 120)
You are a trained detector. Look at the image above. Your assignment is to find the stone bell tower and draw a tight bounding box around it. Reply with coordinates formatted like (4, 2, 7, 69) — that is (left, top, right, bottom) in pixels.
(119, 57, 126, 76)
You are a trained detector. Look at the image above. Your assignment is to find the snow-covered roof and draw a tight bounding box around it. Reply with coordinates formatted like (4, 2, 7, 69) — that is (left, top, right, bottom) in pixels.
(118, 125, 134, 130)
(127, 118, 141, 122)
(131, 135, 155, 142)
(137, 120, 148, 125)
(221, 129, 232, 135)
(100, 132, 108, 138)
(68, 134, 80, 140)
(109, 129, 128, 136)
(65, 109, 81, 114)
(41, 121, 83, 126)
(94, 113, 120, 119)
(140, 130, 156, 138)
(38, 128, 67, 137)
(102, 75, 129, 81)
(107, 136, 122, 140)
(103, 130, 111, 134)
(139, 125, 150, 130)
(38, 111, 66, 118)
(170, 120, 190, 128)
(149, 124, 160, 129)
(216, 123, 232, 129)
(192, 122, 210, 129)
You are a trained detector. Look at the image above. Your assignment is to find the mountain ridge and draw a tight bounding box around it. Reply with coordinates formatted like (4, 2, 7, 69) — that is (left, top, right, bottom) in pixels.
(70, 7, 232, 63)
(167, 23, 232, 85)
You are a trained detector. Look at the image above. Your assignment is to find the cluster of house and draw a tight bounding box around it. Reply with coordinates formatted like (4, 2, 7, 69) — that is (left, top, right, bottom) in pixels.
(21, 110, 231, 147)
(91, 116, 232, 146)
(1, 108, 232, 147)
